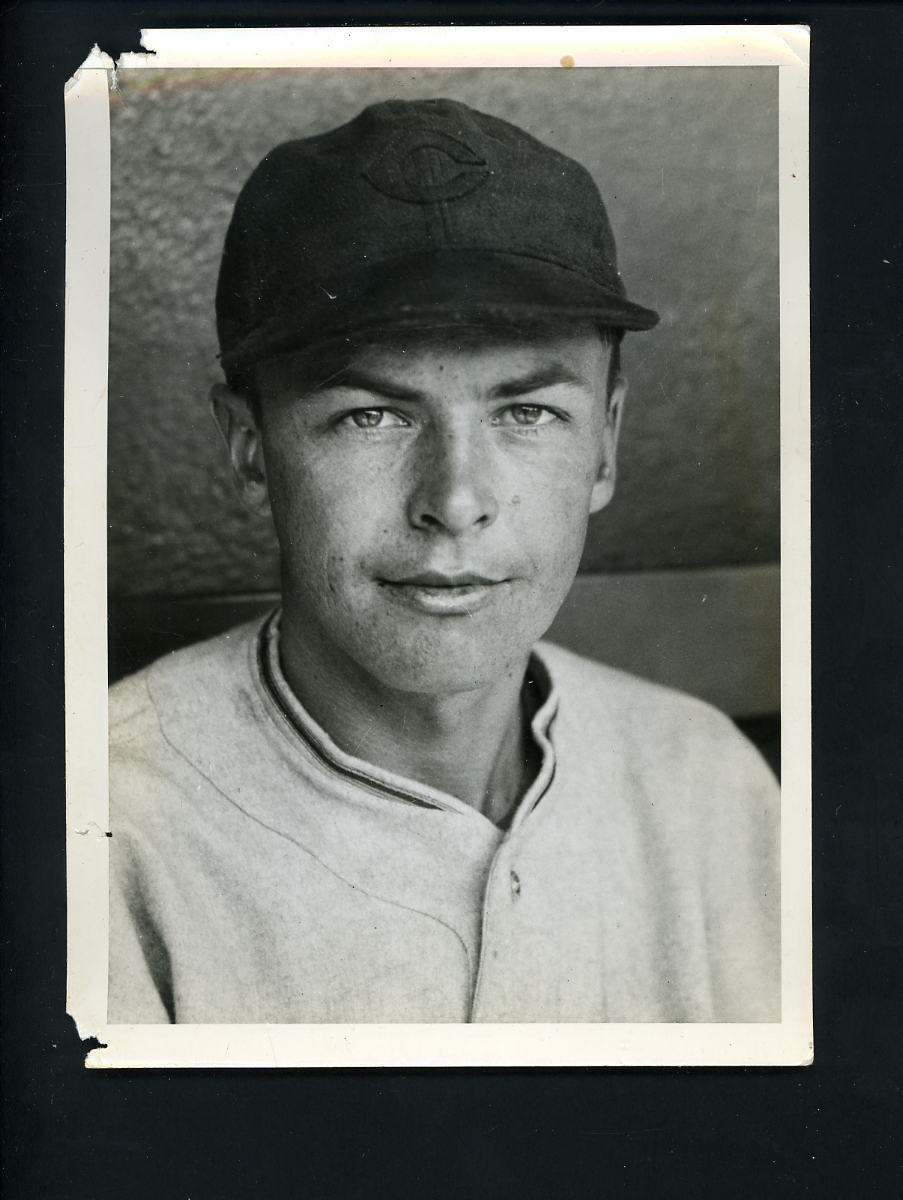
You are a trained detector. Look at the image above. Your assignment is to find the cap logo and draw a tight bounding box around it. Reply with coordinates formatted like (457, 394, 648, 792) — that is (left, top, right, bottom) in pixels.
(362, 128, 490, 204)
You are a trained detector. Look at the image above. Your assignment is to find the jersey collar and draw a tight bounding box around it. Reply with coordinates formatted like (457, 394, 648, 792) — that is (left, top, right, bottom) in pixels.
(257, 610, 559, 829)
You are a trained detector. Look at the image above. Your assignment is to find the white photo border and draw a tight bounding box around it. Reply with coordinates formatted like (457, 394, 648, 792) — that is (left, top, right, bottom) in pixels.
(64, 24, 811, 1068)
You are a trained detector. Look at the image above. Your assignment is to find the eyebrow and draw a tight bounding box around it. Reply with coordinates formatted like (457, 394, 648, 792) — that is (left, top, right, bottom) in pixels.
(314, 361, 592, 402)
(323, 368, 424, 402)
(488, 364, 592, 398)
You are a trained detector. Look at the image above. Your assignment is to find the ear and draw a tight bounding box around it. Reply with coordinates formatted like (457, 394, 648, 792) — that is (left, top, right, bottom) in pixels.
(210, 383, 271, 515)
(589, 374, 627, 514)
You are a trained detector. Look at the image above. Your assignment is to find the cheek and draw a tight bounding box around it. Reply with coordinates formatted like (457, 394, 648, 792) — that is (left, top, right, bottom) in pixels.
(506, 451, 597, 565)
(262, 430, 394, 577)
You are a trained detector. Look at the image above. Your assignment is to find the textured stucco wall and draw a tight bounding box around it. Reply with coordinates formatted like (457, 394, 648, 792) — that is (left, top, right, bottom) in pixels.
(108, 66, 779, 598)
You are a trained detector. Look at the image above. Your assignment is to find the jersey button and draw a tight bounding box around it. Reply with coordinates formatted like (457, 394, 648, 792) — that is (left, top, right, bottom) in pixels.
(510, 869, 521, 896)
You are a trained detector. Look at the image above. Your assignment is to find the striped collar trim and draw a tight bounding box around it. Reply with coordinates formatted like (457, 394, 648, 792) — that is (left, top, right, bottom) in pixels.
(256, 610, 559, 823)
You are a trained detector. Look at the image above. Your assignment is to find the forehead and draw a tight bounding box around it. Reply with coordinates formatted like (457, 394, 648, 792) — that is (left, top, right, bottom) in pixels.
(256, 321, 611, 398)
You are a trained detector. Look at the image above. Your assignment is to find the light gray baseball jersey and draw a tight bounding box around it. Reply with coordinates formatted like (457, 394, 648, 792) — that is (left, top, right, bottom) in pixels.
(108, 615, 780, 1024)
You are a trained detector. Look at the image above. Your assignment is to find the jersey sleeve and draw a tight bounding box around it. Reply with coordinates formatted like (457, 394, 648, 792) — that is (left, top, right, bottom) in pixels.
(107, 675, 176, 1024)
(108, 822, 174, 1024)
(698, 720, 782, 1022)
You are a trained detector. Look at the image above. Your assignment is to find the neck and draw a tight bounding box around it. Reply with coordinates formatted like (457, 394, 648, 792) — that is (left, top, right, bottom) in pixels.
(277, 612, 540, 827)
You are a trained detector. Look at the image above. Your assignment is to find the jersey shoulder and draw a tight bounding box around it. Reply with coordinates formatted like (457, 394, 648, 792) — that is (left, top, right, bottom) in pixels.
(538, 637, 734, 723)
(536, 638, 773, 779)
(110, 619, 262, 731)
(108, 618, 266, 812)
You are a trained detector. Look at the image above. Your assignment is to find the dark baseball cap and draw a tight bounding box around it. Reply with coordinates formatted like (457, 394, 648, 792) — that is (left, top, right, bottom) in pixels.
(216, 98, 659, 381)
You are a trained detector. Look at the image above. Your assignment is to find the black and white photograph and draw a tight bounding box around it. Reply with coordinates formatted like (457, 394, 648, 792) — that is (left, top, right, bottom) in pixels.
(14, 6, 903, 1193)
(63, 26, 811, 1066)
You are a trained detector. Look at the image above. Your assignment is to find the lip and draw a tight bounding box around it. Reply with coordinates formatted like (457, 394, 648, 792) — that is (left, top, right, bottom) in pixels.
(387, 571, 504, 587)
(378, 572, 509, 615)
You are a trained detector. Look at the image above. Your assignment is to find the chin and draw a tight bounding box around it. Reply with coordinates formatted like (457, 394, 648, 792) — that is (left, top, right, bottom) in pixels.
(352, 630, 535, 697)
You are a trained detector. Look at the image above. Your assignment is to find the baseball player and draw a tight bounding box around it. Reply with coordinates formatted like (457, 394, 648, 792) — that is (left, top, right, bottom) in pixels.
(108, 99, 780, 1024)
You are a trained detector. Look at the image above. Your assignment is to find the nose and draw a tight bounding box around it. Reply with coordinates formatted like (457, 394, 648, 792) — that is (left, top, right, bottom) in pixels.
(407, 422, 499, 535)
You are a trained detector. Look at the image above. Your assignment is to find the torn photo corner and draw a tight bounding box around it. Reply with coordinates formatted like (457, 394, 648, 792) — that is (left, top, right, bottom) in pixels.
(64, 24, 812, 1069)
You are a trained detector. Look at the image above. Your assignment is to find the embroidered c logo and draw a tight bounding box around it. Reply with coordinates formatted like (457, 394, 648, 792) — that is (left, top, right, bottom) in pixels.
(362, 128, 490, 204)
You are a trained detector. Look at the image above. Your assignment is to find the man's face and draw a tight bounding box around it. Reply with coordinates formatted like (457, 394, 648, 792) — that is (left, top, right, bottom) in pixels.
(218, 324, 624, 695)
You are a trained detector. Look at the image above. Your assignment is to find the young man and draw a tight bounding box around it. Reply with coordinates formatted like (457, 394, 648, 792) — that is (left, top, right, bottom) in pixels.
(109, 99, 780, 1024)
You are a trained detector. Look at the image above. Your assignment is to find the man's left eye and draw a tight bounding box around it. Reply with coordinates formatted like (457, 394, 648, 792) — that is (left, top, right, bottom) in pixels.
(494, 405, 557, 428)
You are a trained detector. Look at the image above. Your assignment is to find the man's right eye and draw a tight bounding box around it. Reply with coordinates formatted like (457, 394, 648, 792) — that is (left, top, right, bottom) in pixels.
(344, 408, 409, 429)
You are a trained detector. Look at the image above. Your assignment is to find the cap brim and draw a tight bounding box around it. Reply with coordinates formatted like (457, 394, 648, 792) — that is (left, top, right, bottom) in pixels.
(222, 249, 659, 373)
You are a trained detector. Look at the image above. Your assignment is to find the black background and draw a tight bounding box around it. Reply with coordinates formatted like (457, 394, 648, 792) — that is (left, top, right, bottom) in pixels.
(2, 3, 901, 1197)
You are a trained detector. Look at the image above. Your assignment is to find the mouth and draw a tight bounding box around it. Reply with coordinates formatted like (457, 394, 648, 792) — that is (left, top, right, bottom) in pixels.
(377, 571, 509, 615)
